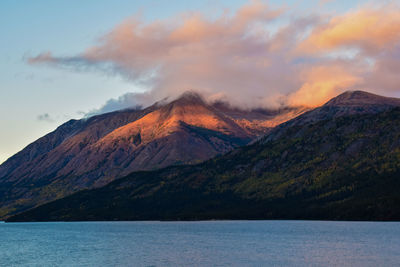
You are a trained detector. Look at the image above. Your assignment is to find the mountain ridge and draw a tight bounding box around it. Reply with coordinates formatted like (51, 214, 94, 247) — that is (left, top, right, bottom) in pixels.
(263, 90, 400, 142)
(324, 90, 400, 107)
(2, 90, 400, 220)
(8, 105, 400, 221)
(0, 91, 307, 218)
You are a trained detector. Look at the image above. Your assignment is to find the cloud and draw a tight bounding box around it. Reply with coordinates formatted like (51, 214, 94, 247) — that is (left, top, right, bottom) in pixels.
(287, 63, 363, 106)
(28, 52, 54, 64)
(85, 92, 149, 117)
(28, 1, 400, 110)
(298, 3, 400, 55)
(363, 45, 400, 94)
(37, 113, 55, 122)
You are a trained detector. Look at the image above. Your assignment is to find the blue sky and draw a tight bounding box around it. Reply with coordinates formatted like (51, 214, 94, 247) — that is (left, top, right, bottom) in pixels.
(0, 0, 394, 163)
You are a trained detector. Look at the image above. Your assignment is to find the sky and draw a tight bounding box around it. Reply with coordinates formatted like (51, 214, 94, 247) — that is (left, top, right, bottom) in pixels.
(1, 0, 400, 164)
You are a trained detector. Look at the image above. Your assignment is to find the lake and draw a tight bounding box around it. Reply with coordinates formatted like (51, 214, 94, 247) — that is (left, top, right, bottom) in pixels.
(0, 220, 399, 266)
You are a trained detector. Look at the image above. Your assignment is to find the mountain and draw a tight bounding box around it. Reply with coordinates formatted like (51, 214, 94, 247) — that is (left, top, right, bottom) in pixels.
(7, 91, 400, 222)
(0, 92, 306, 219)
(280, 90, 400, 126)
(324, 90, 400, 107)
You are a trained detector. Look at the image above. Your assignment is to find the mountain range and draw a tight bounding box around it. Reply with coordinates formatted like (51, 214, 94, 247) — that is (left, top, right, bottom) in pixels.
(2, 90, 400, 221)
(0, 92, 306, 219)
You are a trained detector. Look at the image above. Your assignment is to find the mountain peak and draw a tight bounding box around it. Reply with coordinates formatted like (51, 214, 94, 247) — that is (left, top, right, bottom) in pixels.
(172, 91, 206, 105)
(324, 90, 400, 107)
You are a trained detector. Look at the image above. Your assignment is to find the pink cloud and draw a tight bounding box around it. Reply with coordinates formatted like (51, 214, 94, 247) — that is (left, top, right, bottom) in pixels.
(28, 1, 400, 110)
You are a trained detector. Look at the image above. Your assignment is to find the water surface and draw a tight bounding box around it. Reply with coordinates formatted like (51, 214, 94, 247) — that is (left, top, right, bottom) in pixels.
(0, 220, 399, 266)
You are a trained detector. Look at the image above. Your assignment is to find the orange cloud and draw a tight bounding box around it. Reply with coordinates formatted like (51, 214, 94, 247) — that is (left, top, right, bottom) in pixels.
(298, 4, 400, 54)
(288, 65, 363, 107)
(28, 1, 400, 111)
(73, 0, 295, 108)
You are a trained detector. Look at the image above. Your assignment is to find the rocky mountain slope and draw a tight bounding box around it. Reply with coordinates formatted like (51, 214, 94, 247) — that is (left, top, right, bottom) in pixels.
(7, 91, 400, 221)
(0, 92, 306, 218)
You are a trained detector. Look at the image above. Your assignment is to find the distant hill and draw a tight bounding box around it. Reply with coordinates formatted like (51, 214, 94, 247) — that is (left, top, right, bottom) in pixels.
(0, 92, 306, 219)
(7, 91, 400, 222)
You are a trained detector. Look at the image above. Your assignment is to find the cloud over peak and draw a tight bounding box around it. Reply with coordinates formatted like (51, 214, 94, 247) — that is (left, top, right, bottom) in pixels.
(28, 1, 400, 112)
